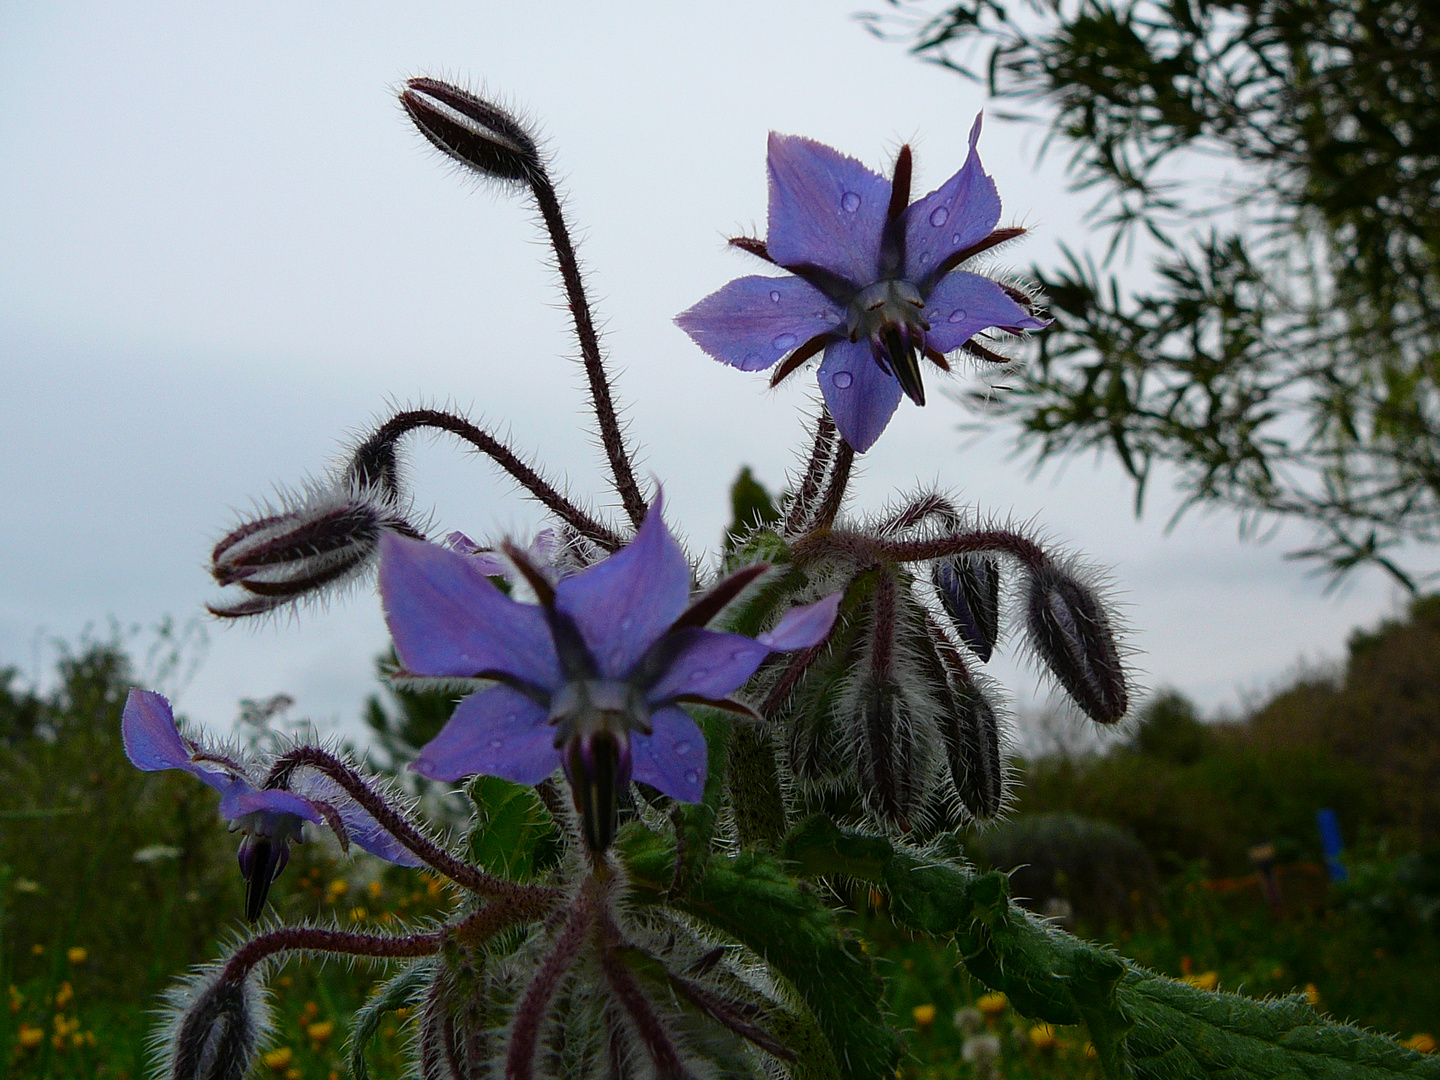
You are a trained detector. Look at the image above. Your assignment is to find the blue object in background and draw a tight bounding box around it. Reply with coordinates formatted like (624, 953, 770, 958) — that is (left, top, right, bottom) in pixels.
(1317, 808, 1349, 882)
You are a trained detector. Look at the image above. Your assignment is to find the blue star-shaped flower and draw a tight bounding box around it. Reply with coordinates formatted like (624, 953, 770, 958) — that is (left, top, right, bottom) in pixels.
(676, 117, 1048, 452)
(379, 495, 839, 851)
(122, 690, 422, 921)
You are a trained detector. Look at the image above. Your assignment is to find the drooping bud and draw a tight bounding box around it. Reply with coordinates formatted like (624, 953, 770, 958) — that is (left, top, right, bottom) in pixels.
(938, 679, 1005, 820)
(209, 482, 418, 618)
(931, 555, 1001, 663)
(401, 78, 541, 184)
(164, 971, 265, 1080)
(1025, 565, 1128, 724)
(854, 678, 924, 831)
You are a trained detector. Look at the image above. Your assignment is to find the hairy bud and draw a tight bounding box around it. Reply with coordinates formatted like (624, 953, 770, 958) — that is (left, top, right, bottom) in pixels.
(1025, 565, 1128, 724)
(164, 972, 264, 1080)
(209, 482, 418, 618)
(401, 78, 541, 183)
(854, 678, 925, 830)
(938, 679, 1005, 820)
(931, 555, 1001, 663)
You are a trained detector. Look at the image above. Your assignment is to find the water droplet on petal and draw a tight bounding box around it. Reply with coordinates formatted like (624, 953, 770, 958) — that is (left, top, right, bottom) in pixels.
(772, 332, 798, 351)
(952, 232, 962, 245)
(691, 667, 711, 680)
(841, 191, 861, 212)
(488, 738, 504, 750)
(769, 290, 781, 302)
(504, 712, 518, 723)
(833, 371, 854, 389)
(684, 770, 700, 785)
(674, 741, 691, 756)
(619, 615, 634, 631)
(929, 205, 949, 227)
(730, 649, 751, 661)
(948, 308, 969, 323)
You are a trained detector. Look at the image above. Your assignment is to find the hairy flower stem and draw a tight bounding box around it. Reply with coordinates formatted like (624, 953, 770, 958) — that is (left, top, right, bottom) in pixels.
(726, 725, 787, 850)
(505, 888, 594, 1080)
(878, 492, 963, 535)
(221, 926, 443, 984)
(784, 410, 838, 534)
(265, 746, 561, 907)
(810, 441, 856, 531)
(525, 174, 647, 529)
(350, 408, 623, 550)
(598, 916, 689, 1079)
(794, 527, 1048, 570)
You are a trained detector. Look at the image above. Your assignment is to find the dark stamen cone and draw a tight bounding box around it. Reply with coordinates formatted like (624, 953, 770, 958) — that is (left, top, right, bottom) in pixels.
(932, 555, 1001, 663)
(402, 78, 540, 183)
(566, 733, 626, 852)
(1025, 565, 1128, 724)
(238, 838, 290, 924)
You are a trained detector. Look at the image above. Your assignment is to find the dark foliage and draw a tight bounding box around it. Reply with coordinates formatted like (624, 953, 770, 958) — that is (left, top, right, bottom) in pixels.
(874, 0, 1440, 587)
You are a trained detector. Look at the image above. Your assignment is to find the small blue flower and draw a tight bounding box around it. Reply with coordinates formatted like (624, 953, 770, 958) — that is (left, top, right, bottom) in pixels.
(676, 117, 1048, 452)
(122, 690, 422, 921)
(379, 494, 840, 851)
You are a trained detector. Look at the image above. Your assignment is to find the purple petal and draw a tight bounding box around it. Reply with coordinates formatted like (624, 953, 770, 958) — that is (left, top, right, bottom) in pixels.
(555, 493, 691, 679)
(675, 276, 842, 372)
(409, 685, 556, 784)
(292, 774, 425, 867)
(631, 706, 706, 803)
(757, 593, 842, 651)
(644, 629, 771, 705)
(902, 115, 1002, 284)
(380, 533, 561, 690)
(219, 785, 323, 824)
(923, 271, 1051, 355)
(766, 133, 889, 287)
(817, 338, 904, 453)
(122, 689, 234, 794)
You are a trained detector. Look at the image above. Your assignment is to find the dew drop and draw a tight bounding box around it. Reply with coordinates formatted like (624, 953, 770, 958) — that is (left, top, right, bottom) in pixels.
(929, 205, 949, 227)
(769, 290, 781, 302)
(619, 615, 634, 631)
(674, 741, 691, 756)
(730, 648, 751, 661)
(841, 191, 861, 212)
(833, 371, 854, 389)
(505, 712, 518, 723)
(488, 738, 504, 750)
(691, 667, 711, 680)
(684, 770, 700, 785)
(948, 308, 969, 323)
(772, 332, 798, 351)
(952, 233, 962, 245)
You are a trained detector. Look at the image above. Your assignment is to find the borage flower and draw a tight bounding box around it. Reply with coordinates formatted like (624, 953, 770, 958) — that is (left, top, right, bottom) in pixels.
(676, 117, 1048, 452)
(380, 496, 840, 852)
(122, 690, 422, 921)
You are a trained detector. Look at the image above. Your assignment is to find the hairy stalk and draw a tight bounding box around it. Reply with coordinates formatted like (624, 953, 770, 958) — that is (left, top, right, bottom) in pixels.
(222, 926, 442, 984)
(794, 527, 1048, 569)
(505, 889, 594, 1080)
(877, 493, 964, 535)
(810, 441, 856, 531)
(759, 643, 826, 718)
(266, 746, 561, 907)
(784, 410, 839, 534)
(598, 937, 689, 1079)
(350, 408, 623, 550)
(525, 174, 647, 528)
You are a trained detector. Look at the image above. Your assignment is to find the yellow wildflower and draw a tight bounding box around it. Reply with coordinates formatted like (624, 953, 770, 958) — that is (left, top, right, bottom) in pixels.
(327, 879, 348, 899)
(1404, 1033, 1437, 1054)
(976, 992, 1007, 1016)
(286, 1070, 301, 1080)
(262, 1047, 294, 1070)
(349, 906, 368, 922)
(16, 1024, 44, 1049)
(1181, 971, 1219, 991)
(66, 947, 87, 965)
(30, 944, 43, 956)
(307, 1021, 335, 1044)
(55, 982, 74, 1008)
(1085, 1042, 1098, 1059)
(1028, 1023, 1058, 1050)
(912, 1004, 936, 1028)
(1305, 984, 1321, 1008)
(367, 880, 383, 899)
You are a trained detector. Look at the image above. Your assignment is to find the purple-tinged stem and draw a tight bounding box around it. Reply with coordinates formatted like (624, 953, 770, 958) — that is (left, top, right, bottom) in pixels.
(665, 973, 794, 1061)
(222, 926, 442, 984)
(877, 493, 963, 536)
(265, 746, 561, 907)
(870, 571, 897, 683)
(759, 643, 826, 718)
(598, 917, 690, 1079)
(525, 175, 647, 529)
(350, 409, 623, 550)
(810, 440, 855, 531)
(506, 891, 593, 1080)
(793, 527, 1048, 570)
(784, 411, 838, 534)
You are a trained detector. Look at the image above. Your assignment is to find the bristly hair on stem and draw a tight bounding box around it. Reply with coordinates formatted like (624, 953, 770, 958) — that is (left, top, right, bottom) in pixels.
(400, 78, 647, 529)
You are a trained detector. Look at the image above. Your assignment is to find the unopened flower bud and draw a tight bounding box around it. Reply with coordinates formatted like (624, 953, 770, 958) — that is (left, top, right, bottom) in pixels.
(931, 555, 1001, 662)
(1025, 565, 1128, 724)
(938, 680, 1004, 820)
(209, 483, 418, 618)
(401, 78, 541, 184)
(165, 972, 264, 1080)
(855, 678, 924, 831)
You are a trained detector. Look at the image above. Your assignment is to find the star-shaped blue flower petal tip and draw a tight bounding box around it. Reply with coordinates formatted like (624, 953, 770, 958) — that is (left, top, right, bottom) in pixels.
(379, 494, 841, 849)
(676, 115, 1050, 453)
(122, 688, 423, 919)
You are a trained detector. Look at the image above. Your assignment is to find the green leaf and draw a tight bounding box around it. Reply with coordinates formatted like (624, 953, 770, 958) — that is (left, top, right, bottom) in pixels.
(344, 962, 433, 1080)
(619, 825, 899, 1080)
(467, 775, 559, 881)
(725, 466, 782, 552)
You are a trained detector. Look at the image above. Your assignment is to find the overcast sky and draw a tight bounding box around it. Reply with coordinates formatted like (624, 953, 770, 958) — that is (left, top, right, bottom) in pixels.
(0, 2, 1411, 746)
